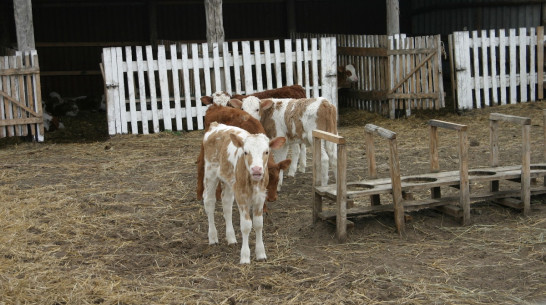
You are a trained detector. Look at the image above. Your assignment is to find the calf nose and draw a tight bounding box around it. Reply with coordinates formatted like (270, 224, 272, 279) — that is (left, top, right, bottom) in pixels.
(251, 166, 263, 175)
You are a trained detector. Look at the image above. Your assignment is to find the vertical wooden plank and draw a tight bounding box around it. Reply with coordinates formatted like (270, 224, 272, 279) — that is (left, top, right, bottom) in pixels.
(14, 52, 24, 136)
(242, 41, 254, 95)
(336, 143, 347, 243)
(429, 125, 441, 199)
(0, 56, 6, 138)
(499, 29, 507, 105)
(389, 138, 405, 237)
(22, 52, 34, 139)
(538, 26, 544, 100)
(519, 28, 528, 102)
(264, 40, 273, 90)
(489, 29, 499, 105)
(124, 46, 138, 134)
(232, 41, 242, 95)
(115, 47, 127, 134)
(157, 45, 172, 131)
(285, 39, 294, 86)
(458, 129, 470, 225)
(135, 46, 149, 134)
(435, 35, 445, 109)
(254, 40, 263, 92)
(16, 52, 27, 136)
(472, 30, 482, 108)
(170, 44, 183, 131)
(521, 124, 531, 216)
(365, 130, 380, 206)
(30, 50, 44, 141)
(181, 44, 194, 131)
(274, 40, 283, 89)
(295, 39, 304, 88)
(320, 37, 337, 108)
(481, 30, 490, 107)
(222, 42, 232, 94)
(212, 42, 222, 93)
(312, 136, 323, 223)
(489, 118, 499, 192)
(388, 36, 396, 118)
(311, 38, 319, 98)
(191, 43, 204, 130)
(201, 43, 213, 100)
(303, 39, 311, 97)
(145, 45, 160, 133)
(102, 48, 116, 135)
(109, 48, 121, 134)
(509, 28, 517, 104)
(529, 27, 536, 101)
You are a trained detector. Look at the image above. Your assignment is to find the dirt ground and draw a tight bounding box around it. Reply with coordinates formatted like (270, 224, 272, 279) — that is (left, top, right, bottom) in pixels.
(1, 101, 545, 304)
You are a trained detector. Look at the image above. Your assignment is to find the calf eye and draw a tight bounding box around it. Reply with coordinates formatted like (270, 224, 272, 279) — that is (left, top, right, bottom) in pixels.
(244, 151, 248, 155)
(255, 108, 259, 112)
(265, 151, 269, 155)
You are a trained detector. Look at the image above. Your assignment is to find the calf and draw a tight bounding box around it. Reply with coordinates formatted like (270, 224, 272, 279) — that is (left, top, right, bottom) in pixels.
(338, 64, 359, 89)
(196, 105, 291, 203)
(230, 96, 338, 187)
(200, 85, 306, 106)
(202, 122, 285, 264)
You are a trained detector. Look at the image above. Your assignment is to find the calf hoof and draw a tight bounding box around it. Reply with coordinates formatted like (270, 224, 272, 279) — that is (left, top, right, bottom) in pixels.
(256, 257, 267, 262)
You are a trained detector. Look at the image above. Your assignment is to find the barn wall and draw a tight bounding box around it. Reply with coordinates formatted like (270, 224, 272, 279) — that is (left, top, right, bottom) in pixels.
(7, 0, 389, 100)
(411, 0, 544, 36)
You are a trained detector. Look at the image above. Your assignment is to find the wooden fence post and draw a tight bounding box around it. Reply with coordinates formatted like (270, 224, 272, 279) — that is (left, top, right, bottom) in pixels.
(452, 31, 472, 111)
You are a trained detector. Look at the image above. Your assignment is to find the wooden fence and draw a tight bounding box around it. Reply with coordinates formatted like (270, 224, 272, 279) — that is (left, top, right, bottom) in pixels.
(0, 50, 44, 142)
(449, 26, 545, 111)
(293, 33, 445, 118)
(101, 37, 337, 135)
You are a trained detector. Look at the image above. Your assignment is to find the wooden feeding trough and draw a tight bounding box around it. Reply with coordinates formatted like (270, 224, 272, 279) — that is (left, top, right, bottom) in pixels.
(312, 120, 470, 241)
(312, 112, 546, 242)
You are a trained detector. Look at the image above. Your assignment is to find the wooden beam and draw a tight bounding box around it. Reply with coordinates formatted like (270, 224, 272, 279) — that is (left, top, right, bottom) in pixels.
(386, 0, 400, 36)
(13, 0, 35, 51)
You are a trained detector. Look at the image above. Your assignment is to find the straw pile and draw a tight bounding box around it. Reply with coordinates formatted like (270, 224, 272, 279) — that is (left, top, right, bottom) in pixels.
(0, 102, 545, 304)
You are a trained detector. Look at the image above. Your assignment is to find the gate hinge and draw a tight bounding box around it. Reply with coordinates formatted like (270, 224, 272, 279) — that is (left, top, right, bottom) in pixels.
(106, 82, 119, 89)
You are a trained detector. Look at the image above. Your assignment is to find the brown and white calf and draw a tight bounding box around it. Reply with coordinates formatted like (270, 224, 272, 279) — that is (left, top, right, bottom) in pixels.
(338, 64, 359, 89)
(199, 85, 306, 106)
(202, 122, 285, 264)
(230, 96, 338, 187)
(196, 104, 291, 203)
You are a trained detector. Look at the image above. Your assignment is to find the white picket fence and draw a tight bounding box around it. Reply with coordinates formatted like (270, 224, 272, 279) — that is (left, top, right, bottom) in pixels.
(449, 26, 545, 110)
(101, 38, 337, 135)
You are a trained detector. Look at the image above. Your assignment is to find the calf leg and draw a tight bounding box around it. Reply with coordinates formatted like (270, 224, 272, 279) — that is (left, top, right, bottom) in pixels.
(287, 143, 300, 177)
(253, 210, 267, 261)
(221, 185, 237, 244)
(238, 206, 252, 264)
(203, 176, 219, 244)
(273, 145, 290, 191)
(298, 144, 307, 173)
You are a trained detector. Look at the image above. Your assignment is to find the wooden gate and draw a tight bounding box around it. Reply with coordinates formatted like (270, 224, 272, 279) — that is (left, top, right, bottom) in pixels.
(449, 27, 544, 111)
(0, 50, 44, 142)
(294, 33, 445, 118)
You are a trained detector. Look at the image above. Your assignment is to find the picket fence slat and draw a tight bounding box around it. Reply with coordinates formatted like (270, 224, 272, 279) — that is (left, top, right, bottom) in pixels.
(102, 38, 337, 135)
(449, 26, 544, 111)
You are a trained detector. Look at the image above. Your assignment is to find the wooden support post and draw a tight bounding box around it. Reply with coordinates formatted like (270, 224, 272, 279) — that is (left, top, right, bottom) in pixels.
(490, 119, 500, 192)
(366, 130, 381, 205)
(389, 137, 405, 237)
(429, 125, 441, 199)
(336, 143, 347, 242)
(312, 135, 323, 224)
(522, 124, 531, 216)
(13, 0, 35, 51)
(458, 129, 470, 224)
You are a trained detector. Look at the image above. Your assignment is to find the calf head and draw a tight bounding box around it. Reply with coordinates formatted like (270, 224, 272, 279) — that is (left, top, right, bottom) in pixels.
(229, 133, 286, 182)
(229, 96, 274, 121)
(200, 91, 232, 106)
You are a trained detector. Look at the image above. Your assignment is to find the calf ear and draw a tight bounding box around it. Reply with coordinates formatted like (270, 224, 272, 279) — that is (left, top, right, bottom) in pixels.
(260, 99, 274, 110)
(337, 66, 344, 73)
(200, 96, 213, 105)
(278, 159, 292, 171)
(229, 99, 243, 108)
(229, 133, 245, 148)
(269, 136, 286, 149)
